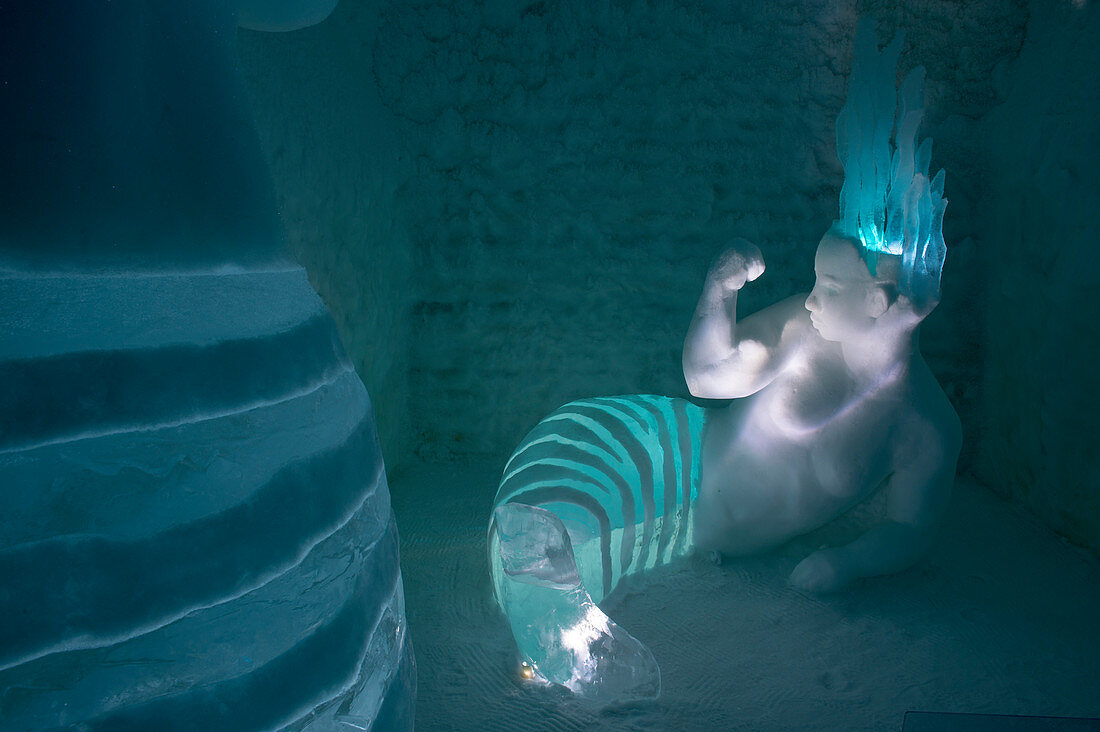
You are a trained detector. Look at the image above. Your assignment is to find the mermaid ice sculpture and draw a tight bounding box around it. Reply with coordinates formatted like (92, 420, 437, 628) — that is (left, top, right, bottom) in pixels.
(0, 2, 412, 729)
(488, 21, 961, 701)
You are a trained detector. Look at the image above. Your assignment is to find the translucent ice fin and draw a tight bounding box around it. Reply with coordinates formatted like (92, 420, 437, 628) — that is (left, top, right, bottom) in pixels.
(489, 504, 661, 701)
(494, 502, 582, 590)
(885, 66, 926, 249)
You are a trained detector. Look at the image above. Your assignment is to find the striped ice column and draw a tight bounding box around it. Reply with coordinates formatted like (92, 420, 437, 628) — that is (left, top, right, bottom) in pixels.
(0, 265, 414, 730)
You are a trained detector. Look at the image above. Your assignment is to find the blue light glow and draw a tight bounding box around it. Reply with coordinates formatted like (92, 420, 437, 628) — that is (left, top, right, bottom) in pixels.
(836, 20, 947, 310)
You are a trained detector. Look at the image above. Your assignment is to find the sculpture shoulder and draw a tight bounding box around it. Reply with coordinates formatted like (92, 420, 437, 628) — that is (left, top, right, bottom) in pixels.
(772, 293, 814, 328)
(756, 294, 815, 347)
(896, 358, 963, 461)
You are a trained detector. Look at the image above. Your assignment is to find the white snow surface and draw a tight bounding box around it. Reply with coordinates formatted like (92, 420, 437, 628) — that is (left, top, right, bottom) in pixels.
(393, 459, 1100, 730)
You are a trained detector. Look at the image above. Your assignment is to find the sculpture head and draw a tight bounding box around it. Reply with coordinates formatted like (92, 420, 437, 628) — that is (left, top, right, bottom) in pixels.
(834, 20, 948, 321)
(805, 231, 930, 345)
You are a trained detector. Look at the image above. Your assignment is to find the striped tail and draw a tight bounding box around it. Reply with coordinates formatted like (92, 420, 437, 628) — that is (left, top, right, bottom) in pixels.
(487, 395, 705, 700)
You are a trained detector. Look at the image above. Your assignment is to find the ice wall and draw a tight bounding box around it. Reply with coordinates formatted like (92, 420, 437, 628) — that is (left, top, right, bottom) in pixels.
(0, 2, 414, 728)
(977, 0, 1100, 552)
(0, 269, 414, 729)
(238, 1, 415, 468)
(368, 0, 1026, 461)
(0, 3, 282, 270)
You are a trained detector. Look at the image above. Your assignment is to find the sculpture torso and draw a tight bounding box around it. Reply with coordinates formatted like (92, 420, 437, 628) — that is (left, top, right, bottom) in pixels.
(694, 304, 947, 556)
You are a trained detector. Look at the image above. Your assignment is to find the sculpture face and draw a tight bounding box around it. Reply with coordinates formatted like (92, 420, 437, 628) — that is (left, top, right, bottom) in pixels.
(804, 234, 889, 344)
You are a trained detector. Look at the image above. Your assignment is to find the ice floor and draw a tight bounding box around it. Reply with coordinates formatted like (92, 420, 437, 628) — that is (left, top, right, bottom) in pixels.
(391, 459, 1100, 731)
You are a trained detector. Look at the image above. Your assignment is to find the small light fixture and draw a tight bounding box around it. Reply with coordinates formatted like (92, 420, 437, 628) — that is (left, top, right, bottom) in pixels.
(519, 661, 535, 680)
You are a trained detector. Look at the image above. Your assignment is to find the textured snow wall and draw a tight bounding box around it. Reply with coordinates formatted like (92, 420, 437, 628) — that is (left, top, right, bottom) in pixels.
(238, 1, 415, 469)
(977, 0, 1100, 552)
(366, 0, 1026, 462)
(0, 2, 414, 728)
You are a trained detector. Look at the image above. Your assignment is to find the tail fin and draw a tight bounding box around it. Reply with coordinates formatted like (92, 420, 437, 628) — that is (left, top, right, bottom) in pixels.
(489, 503, 661, 701)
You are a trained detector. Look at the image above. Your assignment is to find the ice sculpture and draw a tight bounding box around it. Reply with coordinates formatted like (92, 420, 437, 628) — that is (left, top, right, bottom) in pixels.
(0, 3, 413, 730)
(836, 20, 948, 313)
(488, 20, 960, 701)
(489, 396, 704, 699)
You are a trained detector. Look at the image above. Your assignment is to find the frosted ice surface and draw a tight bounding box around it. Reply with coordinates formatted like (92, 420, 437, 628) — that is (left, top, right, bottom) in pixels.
(494, 504, 582, 589)
(0, 267, 414, 730)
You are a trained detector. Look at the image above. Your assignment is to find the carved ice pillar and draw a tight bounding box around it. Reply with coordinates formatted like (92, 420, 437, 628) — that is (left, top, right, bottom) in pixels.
(0, 3, 414, 729)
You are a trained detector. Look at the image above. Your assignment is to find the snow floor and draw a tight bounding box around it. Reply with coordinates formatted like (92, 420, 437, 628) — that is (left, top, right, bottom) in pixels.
(390, 459, 1100, 731)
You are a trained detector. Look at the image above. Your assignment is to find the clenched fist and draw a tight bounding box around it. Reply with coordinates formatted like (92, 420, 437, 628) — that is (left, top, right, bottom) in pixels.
(707, 238, 765, 293)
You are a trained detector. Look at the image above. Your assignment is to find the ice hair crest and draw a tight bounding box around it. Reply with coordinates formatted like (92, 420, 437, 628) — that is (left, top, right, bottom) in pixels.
(835, 20, 948, 312)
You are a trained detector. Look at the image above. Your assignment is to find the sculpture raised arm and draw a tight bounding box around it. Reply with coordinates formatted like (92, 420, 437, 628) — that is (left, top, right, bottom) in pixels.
(683, 238, 809, 399)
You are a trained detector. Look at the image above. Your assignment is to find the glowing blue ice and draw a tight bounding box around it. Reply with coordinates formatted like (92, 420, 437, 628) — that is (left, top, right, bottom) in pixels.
(836, 20, 947, 310)
(0, 3, 414, 728)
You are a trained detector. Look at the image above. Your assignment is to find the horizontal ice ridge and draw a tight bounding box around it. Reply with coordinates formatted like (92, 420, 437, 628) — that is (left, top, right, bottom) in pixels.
(361, 623, 417, 732)
(0, 409, 386, 671)
(1, 367, 368, 547)
(0, 266, 325, 360)
(282, 574, 413, 732)
(0, 495, 396, 726)
(0, 312, 347, 453)
(34, 521, 403, 732)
